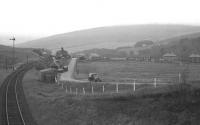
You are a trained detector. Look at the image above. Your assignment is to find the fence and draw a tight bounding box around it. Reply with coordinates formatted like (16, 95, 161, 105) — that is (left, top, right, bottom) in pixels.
(55, 77, 180, 96)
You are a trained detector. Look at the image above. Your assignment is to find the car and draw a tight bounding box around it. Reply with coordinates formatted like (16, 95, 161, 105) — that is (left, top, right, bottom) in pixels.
(63, 66, 68, 71)
(88, 73, 102, 82)
(57, 68, 65, 73)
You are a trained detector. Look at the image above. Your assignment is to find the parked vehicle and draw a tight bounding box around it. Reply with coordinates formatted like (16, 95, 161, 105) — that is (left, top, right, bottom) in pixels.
(88, 73, 102, 82)
(63, 66, 68, 71)
(57, 68, 65, 73)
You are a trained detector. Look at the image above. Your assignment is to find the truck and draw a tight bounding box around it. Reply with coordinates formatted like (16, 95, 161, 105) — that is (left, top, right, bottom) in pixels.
(88, 73, 102, 82)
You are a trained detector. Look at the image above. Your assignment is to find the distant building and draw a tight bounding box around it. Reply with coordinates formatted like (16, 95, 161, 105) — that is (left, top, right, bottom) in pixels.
(189, 54, 200, 63)
(39, 68, 57, 83)
(76, 53, 87, 60)
(110, 57, 127, 61)
(163, 53, 177, 62)
(89, 53, 101, 60)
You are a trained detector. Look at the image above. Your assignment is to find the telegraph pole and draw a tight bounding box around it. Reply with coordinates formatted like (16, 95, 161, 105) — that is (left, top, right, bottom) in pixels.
(9, 36, 15, 71)
(27, 55, 29, 63)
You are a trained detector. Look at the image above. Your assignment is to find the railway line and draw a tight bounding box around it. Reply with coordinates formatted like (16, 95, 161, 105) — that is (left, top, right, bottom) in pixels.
(0, 62, 37, 125)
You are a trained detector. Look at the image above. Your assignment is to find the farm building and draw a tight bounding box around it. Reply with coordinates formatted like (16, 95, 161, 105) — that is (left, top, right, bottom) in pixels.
(110, 57, 127, 61)
(39, 68, 57, 83)
(189, 54, 200, 63)
(76, 53, 87, 60)
(163, 53, 177, 62)
(89, 53, 101, 60)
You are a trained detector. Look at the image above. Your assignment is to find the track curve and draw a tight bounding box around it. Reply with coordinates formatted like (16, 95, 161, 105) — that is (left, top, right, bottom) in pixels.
(0, 62, 37, 125)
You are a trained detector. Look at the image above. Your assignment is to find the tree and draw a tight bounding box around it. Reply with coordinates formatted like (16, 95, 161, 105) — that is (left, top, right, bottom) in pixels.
(129, 51, 134, 57)
(55, 47, 71, 59)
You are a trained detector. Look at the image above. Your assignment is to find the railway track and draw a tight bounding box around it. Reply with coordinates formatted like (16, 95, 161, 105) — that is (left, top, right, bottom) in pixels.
(0, 62, 37, 125)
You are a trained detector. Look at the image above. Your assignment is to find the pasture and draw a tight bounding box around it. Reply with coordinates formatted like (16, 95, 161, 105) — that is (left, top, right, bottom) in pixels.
(23, 69, 200, 125)
(76, 61, 200, 83)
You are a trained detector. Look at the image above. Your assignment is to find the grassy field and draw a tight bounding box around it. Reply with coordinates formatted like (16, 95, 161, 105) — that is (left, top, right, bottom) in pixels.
(76, 61, 200, 83)
(0, 69, 12, 87)
(23, 69, 200, 125)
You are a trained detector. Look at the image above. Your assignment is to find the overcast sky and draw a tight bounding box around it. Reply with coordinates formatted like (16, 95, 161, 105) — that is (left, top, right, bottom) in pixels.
(0, 0, 200, 38)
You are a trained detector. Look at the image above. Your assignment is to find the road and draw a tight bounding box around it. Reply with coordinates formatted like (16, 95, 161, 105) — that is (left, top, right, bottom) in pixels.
(59, 58, 87, 83)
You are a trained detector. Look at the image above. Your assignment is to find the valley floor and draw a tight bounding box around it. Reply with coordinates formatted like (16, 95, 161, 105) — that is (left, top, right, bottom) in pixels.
(76, 61, 200, 83)
(23, 69, 200, 125)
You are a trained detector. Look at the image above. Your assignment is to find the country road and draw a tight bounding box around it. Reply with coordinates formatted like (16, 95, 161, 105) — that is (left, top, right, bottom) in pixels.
(58, 58, 170, 86)
(59, 58, 87, 83)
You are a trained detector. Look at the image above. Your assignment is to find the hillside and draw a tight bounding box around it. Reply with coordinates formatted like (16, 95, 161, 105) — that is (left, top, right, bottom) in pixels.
(139, 36, 200, 59)
(159, 31, 200, 45)
(0, 44, 38, 67)
(17, 24, 200, 52)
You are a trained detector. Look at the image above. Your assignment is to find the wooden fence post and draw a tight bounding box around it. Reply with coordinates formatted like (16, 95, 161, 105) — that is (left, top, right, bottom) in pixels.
(65, 86, 67, 93)
(179, 72, 181, 83)
(133, 79, 136, 91)
(76, 88, 78, 95)
(102, 85, 105, 93)
(154, 78, 157, 88)
(70, 87, 72, 93)
(91, 86, 94, 94)
(83, 88, 85, 95)
(116, 83, 118, 93)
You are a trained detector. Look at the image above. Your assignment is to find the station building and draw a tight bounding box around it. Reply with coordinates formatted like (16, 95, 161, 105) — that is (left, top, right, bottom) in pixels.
(163, 53, 177, 62)
(39, 68, 57, 83)
(189, 54, 200, 63)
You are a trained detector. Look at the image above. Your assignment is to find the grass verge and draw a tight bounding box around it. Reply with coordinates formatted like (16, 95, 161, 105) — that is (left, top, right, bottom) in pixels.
(23, 69, 200, 125)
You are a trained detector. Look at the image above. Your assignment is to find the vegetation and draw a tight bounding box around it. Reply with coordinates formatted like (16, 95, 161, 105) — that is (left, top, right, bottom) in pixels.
(55, 47, 71, 59)
(32, 48, 51, 56)
(76, 61, 200, 83)
(0, 44, 38, 69)
(134, 40, 154, 48)
(76, 48, 128, 58)
(23, 69, 200, 125)
(139, 37, 200, 60)
(0, 69, 12, 87)
(73, 36, 200, 60)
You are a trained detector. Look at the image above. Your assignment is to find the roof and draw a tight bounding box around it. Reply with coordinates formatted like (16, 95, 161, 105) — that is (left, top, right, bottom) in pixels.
(163, 53, 176, 57)
(111, 58, 127, 60)
(189, 54, 200, 58)
(40, 68, 56, 73)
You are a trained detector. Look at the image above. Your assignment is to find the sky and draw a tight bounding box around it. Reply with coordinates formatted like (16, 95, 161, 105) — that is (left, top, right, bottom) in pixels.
(0, 0, 200, 44)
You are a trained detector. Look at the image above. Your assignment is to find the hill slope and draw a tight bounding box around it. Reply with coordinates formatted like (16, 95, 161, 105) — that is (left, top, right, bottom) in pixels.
(0, 45, 38, 66)
(17, 24, 200, 52)
(138, 36, 200, 59)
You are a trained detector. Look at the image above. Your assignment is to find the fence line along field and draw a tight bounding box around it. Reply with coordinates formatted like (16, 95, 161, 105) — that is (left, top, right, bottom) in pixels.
(59, 80, 163, 96)
(75, 61, 200, 84)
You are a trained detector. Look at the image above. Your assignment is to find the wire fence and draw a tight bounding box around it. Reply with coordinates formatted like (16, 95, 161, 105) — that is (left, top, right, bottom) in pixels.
(56, 76, 182, 96)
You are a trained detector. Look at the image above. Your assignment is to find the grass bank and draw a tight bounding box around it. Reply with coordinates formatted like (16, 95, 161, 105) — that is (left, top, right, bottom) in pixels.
(23, 69, 200, 125)
(0, 69, 12, 86)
